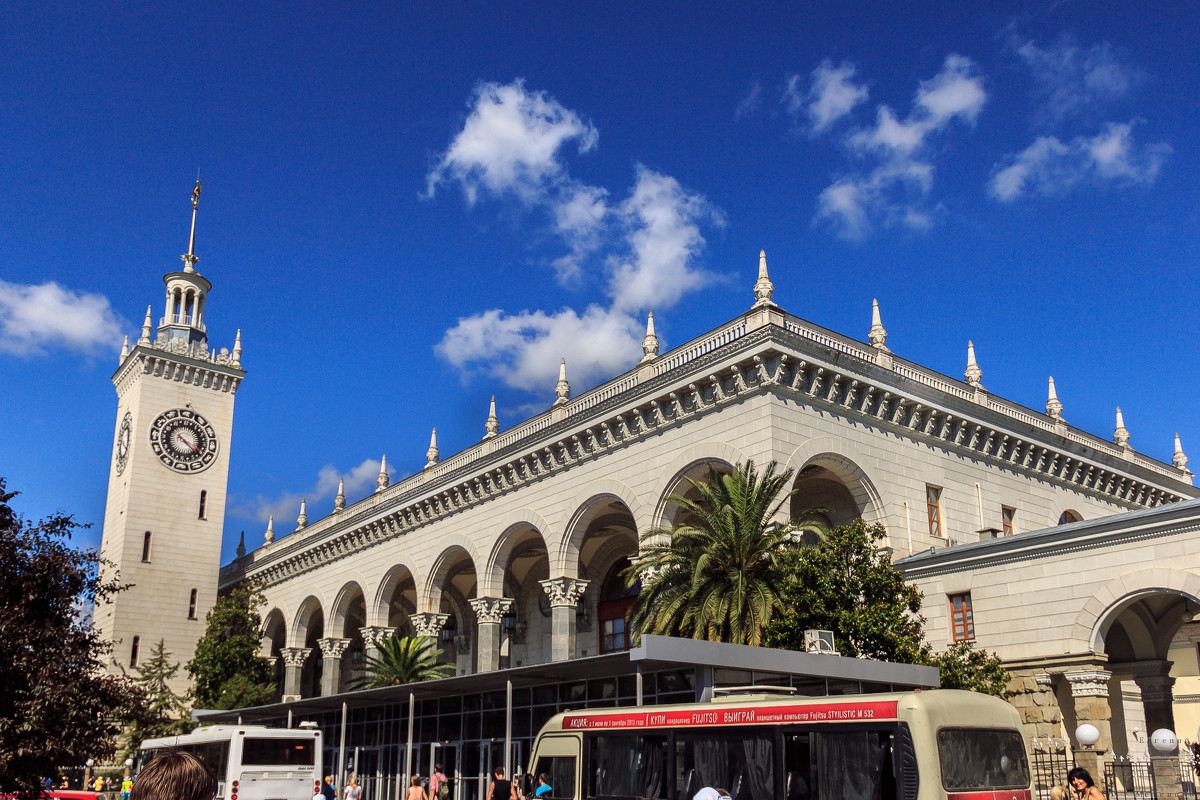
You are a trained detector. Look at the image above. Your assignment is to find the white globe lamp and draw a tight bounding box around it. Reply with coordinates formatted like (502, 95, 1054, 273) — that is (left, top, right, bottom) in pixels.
(1076, 724, 1101, 750)
(1150, 729, 1178, 754)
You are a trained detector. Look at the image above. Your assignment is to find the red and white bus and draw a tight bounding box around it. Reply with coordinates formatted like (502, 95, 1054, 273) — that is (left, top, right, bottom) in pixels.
(139, 724, 323, 800)
(521, 688, 1030, 800)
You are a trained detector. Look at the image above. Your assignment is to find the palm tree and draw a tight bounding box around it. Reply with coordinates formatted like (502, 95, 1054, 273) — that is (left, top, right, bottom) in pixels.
(623, 459, 827, 646)
(347, 635, 453, 690)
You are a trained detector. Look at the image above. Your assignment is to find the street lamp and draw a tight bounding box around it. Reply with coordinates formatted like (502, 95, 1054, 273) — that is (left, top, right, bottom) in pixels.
(124, 759, 133, 780)
(85, 759, 94, 790)
(1076, 724, 1101, 750)
(1151, 729, 1179, 755)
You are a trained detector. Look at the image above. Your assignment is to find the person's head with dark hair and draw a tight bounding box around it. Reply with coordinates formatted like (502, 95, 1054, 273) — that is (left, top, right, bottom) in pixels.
(434, 765, 443, 774)
(130, 751, 217, 800)
(1067, 768, 1094, 789)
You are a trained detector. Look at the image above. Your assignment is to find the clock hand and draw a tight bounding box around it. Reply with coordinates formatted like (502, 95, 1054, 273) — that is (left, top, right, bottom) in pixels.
(176, 432, 202, 454)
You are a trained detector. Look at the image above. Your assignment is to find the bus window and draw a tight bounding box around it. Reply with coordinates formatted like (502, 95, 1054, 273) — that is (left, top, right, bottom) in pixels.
(936, 728, 1029, 791)
(817, 731, 894, 800)
(781, 733, 813, 800)
(531, 756, 576, 800)
(242, 737, 318, 766)
(673, 731, 775, 800)
(587, 734, 668, 800)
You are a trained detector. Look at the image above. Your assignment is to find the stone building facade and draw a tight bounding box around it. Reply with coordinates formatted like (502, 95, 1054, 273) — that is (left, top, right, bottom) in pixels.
(219, 252, 1197, 733)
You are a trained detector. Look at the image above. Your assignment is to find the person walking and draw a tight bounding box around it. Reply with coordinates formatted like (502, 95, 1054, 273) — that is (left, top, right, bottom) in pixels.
(486, 768, 517, 800)
(405, 775, 429, 800)
(344, 775, 362, 800)
(322, 776, 336, 800)
(430, 764, 449, 800)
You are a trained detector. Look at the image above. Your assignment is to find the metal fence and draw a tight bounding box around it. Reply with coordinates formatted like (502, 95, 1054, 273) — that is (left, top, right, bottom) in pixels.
(1031, 737, 1077, 800)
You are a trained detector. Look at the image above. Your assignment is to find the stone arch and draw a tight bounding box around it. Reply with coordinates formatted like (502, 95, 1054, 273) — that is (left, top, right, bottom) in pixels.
(784, 439, 886, 527)
(654, 443, 747, 528)
(422, 535, 483, 612)
(559, 480, 646, 578)
(289, 594, 326, 647)
(329, 579, 368, 637)
(1059, 509, 1084, 525)
(261, 606, 288, 654)
(372, 558, 421, 629)
(481, 509, 553, 597)
(1071, 568, 1200, 653)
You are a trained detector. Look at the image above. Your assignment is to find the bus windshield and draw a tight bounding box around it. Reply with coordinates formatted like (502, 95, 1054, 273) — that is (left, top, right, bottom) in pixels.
(937, 728, 1030, 791)
(241, 738, 318, 766)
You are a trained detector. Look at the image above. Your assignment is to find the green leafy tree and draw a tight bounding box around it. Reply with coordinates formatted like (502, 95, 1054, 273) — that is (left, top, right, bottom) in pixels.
(213, 673, 278, 709)
(932, 640, 1010, 697)
(186, 584, 275, 709)
(764, 519, 931, 664)
(120, 640, 192, 759)
(623, 460, 827, 647)
(0, 477, 141, 796)
(348, 635, 453, 689)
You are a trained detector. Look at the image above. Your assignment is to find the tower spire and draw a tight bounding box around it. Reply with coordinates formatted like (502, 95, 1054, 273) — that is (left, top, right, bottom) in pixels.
(868, 299, 889, 351)
(484, 396, 499, 439)
(640, 311, 660, 363)
(1046, 376, 1063, 419)
(182, 179, 202, 273)
(752, 249, 776, 308)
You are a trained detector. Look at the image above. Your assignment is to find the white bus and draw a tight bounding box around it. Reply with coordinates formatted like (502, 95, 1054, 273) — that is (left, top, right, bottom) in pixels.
(520, 689, 1030, 800)
(139, 725, 323, 800)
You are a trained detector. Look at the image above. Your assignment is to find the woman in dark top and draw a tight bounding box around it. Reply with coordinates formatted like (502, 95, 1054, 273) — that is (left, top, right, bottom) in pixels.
(486, 768, 517, 800)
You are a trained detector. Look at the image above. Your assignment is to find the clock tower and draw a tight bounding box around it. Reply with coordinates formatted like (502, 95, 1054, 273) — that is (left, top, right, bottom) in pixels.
(94, 181, 245, 694)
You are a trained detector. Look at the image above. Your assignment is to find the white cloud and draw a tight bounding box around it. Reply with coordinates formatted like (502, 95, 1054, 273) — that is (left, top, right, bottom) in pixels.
(1013, 35, 1140, 127)
(426, 80, 599, 204)
(989, 121, 1170, 202)
(0, 279, 126, 357)
(429, 82, 722, 395)
(813, 55, 984, 240)
(734, 79, 763, 120)
(789, 60, 869, 133)
(229, 458, 393, 526)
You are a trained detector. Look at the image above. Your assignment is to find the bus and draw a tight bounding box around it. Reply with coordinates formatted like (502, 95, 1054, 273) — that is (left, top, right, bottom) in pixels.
(139, 725, 323, 800)
(519, 689, 1030, 800)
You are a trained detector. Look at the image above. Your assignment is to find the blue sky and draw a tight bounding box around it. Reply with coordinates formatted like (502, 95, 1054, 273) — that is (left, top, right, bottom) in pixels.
(3, 0, 1197, 565)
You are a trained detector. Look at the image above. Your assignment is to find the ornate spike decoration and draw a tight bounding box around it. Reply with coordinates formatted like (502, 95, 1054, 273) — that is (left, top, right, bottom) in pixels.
(868, 299, 889, 351)
(1114, 407, 1130, 447)
(296, 498, 308, 530)
(1046, 377, 1063, 419)
(752, 249, 776, 308)
(964, 341, 983, 388)
(182, 179, 202, 273)
(264, 515, 275, 544)
(139, 305, 154, 344)
(231, 329, 242, 364)
(640, 311, 660, 363)
(553, 358, 571, 406)
(376, 455, 390, 492)
(119, 335, 129, 362)
(1174, 434, 1190, 471)
(334, 477, 346, 511)
(484, 396, 499, 439)
(426, 430, 440, 468)
(236, 530, 246, 559)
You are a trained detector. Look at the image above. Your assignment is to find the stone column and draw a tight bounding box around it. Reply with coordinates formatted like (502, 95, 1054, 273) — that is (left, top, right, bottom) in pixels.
(359, 626, 397, 663)
(469, 597, 513, 673)
(540, 577, 589, 662)
(1133, 664, 1177, 735)
(317, 637, 351, 696)
(280, 647, 311, 701)
(1066, 669, 1114, 789)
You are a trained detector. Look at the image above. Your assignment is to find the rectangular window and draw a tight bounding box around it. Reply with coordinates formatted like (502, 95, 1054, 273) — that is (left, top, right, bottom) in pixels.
(949, 593, 975, 641)
(198, 490, 208, 519)
(937, 728, 1029, 790)
(926, 486, 943, 538)
(142, 531, 152, 562)
(241, 738, 317, 766)
(188, 588, 198, 619)
(532, 756, 577, 800)
(1001, 507, 1015, 537)
(130, 635, 140, 666)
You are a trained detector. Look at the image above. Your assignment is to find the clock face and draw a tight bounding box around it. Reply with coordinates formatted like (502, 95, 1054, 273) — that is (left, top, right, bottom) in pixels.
(149, 408, 219, 473)
(115, 412, 133, 475)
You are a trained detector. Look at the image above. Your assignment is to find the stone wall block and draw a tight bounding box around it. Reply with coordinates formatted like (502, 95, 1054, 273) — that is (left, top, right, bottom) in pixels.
(1032, 691, 1054, 707)
(1010, 692, 1036, 709)
(1021, 707, 1045, 724)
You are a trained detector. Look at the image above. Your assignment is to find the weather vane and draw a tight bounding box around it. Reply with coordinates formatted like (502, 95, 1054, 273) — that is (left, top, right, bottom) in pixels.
(191, 178, 202, 209)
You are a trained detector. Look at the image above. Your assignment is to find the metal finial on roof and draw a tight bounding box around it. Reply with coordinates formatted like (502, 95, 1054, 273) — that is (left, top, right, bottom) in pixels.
(182, 179, 202, 273)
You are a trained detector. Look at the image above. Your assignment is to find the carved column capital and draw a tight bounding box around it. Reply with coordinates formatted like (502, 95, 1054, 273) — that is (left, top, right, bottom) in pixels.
(359, 626, 397, 649)
(540, 577, 590, 608)
(317, 637, 351, 660)
(1065, 669, 1112, 698)
(409, 612, 450, 639)
(469, 597, 514, 625)
(280, 647, 311, 668)
(1134, 673, 1176, 703)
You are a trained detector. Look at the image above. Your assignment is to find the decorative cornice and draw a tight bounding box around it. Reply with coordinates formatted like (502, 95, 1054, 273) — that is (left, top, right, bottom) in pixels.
(113, 343, 244, 398)
(222, 312, 1195, 593)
